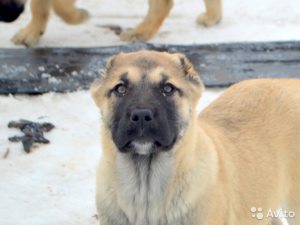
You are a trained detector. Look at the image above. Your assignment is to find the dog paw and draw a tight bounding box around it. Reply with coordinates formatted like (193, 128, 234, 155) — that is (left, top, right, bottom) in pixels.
(120, 29, 152, 42)
(11, 28, 42, 47)
(197, 13, 221, 27)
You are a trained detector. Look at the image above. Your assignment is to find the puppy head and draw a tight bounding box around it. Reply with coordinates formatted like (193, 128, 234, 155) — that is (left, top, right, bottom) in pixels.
(0, 0, 25, 22)
(91, 51, 203, 155)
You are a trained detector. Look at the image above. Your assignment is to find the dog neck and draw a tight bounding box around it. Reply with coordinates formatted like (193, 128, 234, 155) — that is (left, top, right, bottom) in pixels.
(115, 151, 174, 225)
(113, 120, 218, 225)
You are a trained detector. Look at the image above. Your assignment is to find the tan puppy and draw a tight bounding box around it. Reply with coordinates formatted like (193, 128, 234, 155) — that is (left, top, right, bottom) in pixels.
(11, 0, 222, 46)
(91, 50, 300, 225)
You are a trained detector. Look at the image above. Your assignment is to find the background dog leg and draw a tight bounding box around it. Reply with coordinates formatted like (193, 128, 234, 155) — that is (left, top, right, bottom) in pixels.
(120, 0, 173, 42)
(52, 0, 89, 25)
(11, 0, 51, 47)
(197, 0, 222, 27)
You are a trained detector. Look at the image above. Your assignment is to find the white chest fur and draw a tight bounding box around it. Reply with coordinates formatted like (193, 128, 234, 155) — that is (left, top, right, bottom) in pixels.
(116, 152, 174, 225)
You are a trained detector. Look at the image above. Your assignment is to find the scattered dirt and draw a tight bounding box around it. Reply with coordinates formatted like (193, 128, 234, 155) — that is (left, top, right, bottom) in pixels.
(97, 24, 123, 35)
(8, 119, 55, 153)
(3, 148, 10, 159)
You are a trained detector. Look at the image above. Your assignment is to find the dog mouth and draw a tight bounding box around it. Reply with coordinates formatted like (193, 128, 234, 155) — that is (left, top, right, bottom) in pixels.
(121, 136, 177, 155)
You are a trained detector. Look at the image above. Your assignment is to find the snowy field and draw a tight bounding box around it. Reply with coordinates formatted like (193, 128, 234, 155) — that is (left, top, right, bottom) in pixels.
(0, 0, 300, 224)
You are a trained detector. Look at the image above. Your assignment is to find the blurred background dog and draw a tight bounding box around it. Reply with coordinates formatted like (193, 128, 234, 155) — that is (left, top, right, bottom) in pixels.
(0, 0, 222, 46)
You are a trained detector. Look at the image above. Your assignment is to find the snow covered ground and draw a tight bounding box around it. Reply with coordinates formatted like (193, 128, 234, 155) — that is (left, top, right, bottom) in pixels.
(0, 90, 221, 225)
(0, 0, 299, 224)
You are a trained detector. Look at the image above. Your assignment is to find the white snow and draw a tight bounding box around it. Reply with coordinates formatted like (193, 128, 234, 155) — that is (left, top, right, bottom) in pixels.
(0, 90, 221, 225)
(0, 92, 100, 225)
(0, 0, 298, 224)
(41, 73, 51, 78)
(38, 66, 45, 72)
(71, 71, 78, 76)
(48, 76, 61, 84)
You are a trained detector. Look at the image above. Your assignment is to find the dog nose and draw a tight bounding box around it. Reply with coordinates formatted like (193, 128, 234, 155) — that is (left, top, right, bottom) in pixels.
(130, 109, 154, 123)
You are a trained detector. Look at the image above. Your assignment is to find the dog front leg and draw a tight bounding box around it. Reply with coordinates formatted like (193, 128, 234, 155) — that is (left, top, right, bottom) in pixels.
(52, 0, 89, 25)
(120, 0, 173, 42)
(197, 0, 222, 27)
(12, 0, 50, 47)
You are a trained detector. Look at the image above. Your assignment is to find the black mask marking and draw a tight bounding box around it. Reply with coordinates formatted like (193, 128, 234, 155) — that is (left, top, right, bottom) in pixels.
(110, 80, 179, 155)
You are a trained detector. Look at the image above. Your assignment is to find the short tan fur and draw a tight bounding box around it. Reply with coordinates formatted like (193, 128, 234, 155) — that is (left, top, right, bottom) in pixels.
(91, 51, 300, 225)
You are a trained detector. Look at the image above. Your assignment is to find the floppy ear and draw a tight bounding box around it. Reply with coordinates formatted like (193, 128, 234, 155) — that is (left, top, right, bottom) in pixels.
(176, 53, 203, 87)
(90, 55, 117, 108)
(173, 53, 204, 101)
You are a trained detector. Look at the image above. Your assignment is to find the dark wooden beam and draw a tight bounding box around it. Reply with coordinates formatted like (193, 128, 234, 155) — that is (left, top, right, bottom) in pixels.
(1, 42, 300, 94)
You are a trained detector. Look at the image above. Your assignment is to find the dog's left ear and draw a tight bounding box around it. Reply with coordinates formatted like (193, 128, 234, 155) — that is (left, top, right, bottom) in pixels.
(173, 53, 204, 100)
(175, 53, 203, 87)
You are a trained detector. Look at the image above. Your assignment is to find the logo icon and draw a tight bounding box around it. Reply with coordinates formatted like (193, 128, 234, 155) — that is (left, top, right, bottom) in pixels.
(251, 207, 264, 220)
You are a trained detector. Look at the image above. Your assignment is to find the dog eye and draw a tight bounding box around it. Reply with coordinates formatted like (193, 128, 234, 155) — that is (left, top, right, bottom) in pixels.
(114, 84, 127, 96)
(162, 83, 175, 96)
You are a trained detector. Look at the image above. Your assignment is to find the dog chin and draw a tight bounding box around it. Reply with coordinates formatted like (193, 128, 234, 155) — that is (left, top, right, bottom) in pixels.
(131, 141, 155, 155)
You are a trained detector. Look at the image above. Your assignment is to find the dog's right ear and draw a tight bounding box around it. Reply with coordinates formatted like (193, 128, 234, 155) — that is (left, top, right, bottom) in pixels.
(104, 55, 117, 75)
(90, 55, 117, 108)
